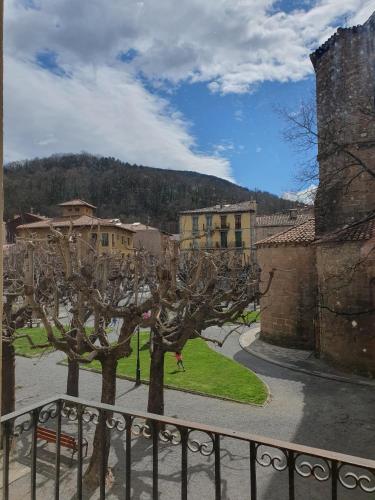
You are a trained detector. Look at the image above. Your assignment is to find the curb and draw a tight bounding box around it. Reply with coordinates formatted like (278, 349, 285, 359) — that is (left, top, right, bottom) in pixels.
(239, 331, 375, 388)
(57, 360, 268, 408)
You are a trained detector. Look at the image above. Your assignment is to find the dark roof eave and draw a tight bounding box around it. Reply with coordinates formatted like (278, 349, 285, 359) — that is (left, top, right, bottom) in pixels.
(257, 241, 313, 248)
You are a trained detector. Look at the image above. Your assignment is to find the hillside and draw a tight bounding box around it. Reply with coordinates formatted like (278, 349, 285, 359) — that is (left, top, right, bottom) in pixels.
(5, 153, 299, 233)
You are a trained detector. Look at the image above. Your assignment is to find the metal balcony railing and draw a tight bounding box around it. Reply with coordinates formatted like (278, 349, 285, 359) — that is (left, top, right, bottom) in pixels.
(1, 395, 375, 499)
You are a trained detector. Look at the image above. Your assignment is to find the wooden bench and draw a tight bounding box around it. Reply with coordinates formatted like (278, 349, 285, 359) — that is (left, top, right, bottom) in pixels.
(36, 426, 88, 464)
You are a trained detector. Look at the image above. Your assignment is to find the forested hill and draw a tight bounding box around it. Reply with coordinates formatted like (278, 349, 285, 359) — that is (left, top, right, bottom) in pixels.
(5, 153, 299, 233)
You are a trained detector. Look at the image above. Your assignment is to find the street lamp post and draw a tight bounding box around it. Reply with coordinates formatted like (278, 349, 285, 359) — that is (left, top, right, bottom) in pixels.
(135, 326, 141, 386)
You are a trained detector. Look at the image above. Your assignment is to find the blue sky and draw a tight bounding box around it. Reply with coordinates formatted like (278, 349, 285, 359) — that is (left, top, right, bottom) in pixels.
(4, 0, 374, 199)
(167, 77, 316, 194)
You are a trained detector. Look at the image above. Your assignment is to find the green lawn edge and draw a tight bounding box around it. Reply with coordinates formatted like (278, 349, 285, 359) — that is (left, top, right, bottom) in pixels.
(58, 359, 269, 406)
(15, 328, 269, 406)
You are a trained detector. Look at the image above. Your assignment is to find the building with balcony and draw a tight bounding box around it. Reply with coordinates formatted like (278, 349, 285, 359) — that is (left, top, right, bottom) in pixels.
(179, 201, 257, 263)
(16, 199, 135, 257)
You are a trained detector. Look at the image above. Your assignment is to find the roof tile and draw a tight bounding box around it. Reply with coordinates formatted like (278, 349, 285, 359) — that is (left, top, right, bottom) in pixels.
(256, 219, 315, 247)
(180, 200, 256, 214)
(314, 214, 375, 243)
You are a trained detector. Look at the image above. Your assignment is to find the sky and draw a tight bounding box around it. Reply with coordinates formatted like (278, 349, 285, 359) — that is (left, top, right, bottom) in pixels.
(4, 0, 374, 199)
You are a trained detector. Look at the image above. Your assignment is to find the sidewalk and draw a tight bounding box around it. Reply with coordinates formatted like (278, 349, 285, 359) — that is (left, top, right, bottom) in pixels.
(240, 325, 375, 387)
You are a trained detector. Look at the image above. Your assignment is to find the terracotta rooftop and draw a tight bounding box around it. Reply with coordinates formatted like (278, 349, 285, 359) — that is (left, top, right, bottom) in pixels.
(256, 218, 315, 247)
(17, 215, 136, 232)
(181, 200, 256, 215)
(58, 199, 96, 209)
(122, 222, 159, 232)
(314, 214, 375, 244)
(256, 208, 312, 227)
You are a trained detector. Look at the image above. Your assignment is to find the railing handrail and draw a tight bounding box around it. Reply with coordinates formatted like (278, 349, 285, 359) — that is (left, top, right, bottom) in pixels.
(2, 394, 375, 471)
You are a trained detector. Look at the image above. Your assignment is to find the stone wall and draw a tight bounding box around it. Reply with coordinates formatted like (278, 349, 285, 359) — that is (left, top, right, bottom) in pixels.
(316, 238, 375, 376)
(258, 244, 316, 349)
(311, 14, 375, 235)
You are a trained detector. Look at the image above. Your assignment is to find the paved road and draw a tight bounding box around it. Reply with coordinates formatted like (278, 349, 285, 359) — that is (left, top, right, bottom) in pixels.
(11, 324, 375, 499)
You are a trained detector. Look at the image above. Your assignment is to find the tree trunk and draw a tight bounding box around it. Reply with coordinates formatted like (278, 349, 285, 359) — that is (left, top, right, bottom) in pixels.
(84, 356, 117, 487)
(1, 340, 15, 416)
(147, 344, 165, 416)
(66, 358, 79, 397)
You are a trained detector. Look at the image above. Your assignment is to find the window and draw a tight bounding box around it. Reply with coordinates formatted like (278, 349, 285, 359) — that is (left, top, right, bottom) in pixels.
(112, 233, 115, 246)
(193, 239, 199, 249)
(235, 230, 242, 247)
(220, 215, 227, 229)
(101, 233, 109, 247)
(220, 231, 228, 248)
(206, 214, 213, 229)
(128, 238, 131, 246)
(68, 208, 72, 212)
(192, 215, 199, 234)
(235, 214, 242, 230)
(75, 207, 80, 212)
(91, 233, 97, 243)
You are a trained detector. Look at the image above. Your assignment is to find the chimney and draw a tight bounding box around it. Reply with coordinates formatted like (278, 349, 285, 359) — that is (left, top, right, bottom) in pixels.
(289, 209, 298, 220)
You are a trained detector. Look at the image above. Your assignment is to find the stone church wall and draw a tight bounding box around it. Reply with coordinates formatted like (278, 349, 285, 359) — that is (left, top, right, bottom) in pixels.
(316, 238, 375, 376)
(258, 245, 317, 349)
(311, 15, 375, 236)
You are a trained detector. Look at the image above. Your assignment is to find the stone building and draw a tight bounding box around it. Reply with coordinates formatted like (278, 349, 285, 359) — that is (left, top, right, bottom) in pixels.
(257, 219, 316, 349)
(258, 13, 375, 376)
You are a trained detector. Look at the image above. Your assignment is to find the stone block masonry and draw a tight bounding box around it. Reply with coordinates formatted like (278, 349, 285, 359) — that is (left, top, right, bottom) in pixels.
(311, 14, 375, 235)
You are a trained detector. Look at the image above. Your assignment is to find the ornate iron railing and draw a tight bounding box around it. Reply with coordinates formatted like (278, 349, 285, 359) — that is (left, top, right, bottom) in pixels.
(1, 395, 375, 499)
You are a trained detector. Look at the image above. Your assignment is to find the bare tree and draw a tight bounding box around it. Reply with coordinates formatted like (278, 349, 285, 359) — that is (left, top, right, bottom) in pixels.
(13, 231, 270, 486)
(281, 96, 375, 187)
(141, 247, 272, 417)
(21, 231, 155, 485)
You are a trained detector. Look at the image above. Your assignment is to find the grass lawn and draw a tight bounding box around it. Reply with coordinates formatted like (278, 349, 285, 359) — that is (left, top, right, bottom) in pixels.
(14, 327, 268, 404)
(232, 310, 260, 324)
(14, 327, 59, 357)
(85, 332, 268, 405)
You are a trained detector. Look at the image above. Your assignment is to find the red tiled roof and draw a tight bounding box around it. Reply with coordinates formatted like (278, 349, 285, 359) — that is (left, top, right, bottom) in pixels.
(314, 214, 375, 243)
(256, 218, 315, 247)
(121, 222, 159, 232)
(256, 208, 312, 227)
(17, 215, 136, 232)
(58, 199, 96, 209)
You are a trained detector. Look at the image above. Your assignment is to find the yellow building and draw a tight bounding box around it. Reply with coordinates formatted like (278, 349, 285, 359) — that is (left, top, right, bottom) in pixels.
(16, 199, 135, 257)
(179, 201, 257, 263)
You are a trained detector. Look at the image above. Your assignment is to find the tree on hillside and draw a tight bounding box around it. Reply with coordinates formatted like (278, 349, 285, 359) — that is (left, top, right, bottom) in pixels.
(4, 153, 300, 233)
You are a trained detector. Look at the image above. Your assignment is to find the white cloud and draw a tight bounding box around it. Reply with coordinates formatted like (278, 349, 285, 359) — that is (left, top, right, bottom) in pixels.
(4, 0, 373, 176)
(7, 0, 373, 93)
(234, 109, 244, 122)
(5, 57, 232, 179)
(282, 184, 317, 204)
